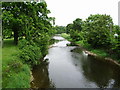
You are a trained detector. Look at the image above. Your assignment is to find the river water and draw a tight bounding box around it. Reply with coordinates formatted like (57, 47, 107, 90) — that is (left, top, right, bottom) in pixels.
(31, 35, 120, 88)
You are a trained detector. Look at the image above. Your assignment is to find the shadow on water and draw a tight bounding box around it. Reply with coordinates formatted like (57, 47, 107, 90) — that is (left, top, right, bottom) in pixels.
(85, 56, 120, 88)
(71, 48, 120, 88)
(31, 62, 55, 88)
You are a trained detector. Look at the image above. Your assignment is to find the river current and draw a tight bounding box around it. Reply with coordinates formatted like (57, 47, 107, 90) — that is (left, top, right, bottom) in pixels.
(31, 35, 120, 88)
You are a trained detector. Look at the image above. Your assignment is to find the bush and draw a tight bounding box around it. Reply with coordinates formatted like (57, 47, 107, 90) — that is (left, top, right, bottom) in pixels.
(33, 33, 49, 57)
(18, 39, 42, 66)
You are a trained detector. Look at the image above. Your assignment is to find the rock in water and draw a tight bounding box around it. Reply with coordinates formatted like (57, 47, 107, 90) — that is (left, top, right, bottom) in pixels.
(44, 58, 49, 62)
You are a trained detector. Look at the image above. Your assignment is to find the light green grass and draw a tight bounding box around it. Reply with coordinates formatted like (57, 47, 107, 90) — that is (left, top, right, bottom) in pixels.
(5, 64, 30, 88)
(75, 40, 108, 57)
(61, 33, 72, 41)
(90, 49, 108, 57)
(2, 39, 30, 88)
(2, 39, 19, 68)
(75, 41, 108, 57)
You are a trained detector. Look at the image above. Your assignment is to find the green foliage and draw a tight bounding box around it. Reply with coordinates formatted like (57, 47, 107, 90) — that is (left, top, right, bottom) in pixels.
(54, 26, 66, 34)
(110, 25, 120, 59)
(2, 1, 55, 88)
(2, 1, 55, 45)
(84, 14, 113, 48)
(73, 18, 83, 31)
(18, 39, 42, 66)
(75, 40, 91, 50)
(66, 18, 83, 41)
(61, 33, 71, 40)
(113, 25, 120, 34)
(2, 1, 55, 66)
(65, 14, 120, 61)
(49, 38, 59, 45)
(91, 49, 108, 57)
(66, 23, 73, 34)
(70, 30, 83, 41)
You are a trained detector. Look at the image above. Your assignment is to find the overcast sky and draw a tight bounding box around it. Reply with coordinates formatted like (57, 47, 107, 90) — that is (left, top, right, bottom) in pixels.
(45, 0, 119, 26)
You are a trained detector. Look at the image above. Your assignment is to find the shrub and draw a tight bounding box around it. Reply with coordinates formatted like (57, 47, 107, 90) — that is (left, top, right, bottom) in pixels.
(18, 39, 42, 66)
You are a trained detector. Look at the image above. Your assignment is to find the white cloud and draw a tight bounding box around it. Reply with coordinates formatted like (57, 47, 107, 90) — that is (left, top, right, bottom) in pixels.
(46, 0, 119, 26)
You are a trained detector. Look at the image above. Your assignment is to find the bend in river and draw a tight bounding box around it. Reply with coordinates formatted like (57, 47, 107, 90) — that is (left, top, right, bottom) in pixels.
(31, 35, 120, 88)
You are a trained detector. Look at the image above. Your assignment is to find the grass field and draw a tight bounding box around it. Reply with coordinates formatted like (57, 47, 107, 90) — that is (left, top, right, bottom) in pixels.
(2, 39, 31, 88)
(2, 39, 19, 69)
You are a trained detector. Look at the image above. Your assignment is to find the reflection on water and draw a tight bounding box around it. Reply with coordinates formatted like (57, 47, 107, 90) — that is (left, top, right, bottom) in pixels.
(31, 63, 55, 88)
(31, 35, 120, 88)
(71, 48, 120, 88)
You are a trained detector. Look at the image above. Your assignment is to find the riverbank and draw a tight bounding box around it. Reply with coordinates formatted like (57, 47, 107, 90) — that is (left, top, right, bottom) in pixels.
(61, 33, 120, 67)
(2, 38, 54, 88)
(2, 39, 31, 88)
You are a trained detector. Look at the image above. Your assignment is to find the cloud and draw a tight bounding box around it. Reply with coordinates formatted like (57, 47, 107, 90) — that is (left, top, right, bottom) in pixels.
(46, 0, 119, 26)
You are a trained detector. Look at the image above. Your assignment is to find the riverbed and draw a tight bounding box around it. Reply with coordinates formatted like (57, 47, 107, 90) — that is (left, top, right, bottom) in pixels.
(31, 35, 120, 88)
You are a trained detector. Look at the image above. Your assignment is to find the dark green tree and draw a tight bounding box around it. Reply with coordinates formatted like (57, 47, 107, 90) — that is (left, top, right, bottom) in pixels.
(54, 25, 66, 34)
(66, 18, 83, 41)
(66, 23, 73, 34)
(72, 18, 83, 31)
(84, 14, 113, 48)
(2, 2, 53, 45)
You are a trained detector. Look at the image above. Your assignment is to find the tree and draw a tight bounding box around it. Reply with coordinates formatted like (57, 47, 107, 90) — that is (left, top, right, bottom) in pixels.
(73, 18, 83, 31)
(111, 25, 120, 59)
(84, 14, 113, 48)
(54, 25, 66, 34)
(66, 18, 83, 41)
(113, 25, 120, 35)
(2, 2, 28, 44)
(2, 1, 56, 65)
(66, 23, 73, 34)
(2, 1, 53, 45)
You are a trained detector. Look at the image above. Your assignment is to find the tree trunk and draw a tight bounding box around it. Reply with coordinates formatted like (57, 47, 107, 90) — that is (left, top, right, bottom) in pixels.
(2, 38, 3, 48)
(13, 29, 18, 45)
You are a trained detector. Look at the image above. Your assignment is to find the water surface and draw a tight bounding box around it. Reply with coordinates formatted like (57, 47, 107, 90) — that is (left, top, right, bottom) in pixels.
(31, 35, 120, 88)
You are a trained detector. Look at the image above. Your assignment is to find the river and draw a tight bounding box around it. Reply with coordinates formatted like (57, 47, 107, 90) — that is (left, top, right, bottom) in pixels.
(31, 35, 120, 88)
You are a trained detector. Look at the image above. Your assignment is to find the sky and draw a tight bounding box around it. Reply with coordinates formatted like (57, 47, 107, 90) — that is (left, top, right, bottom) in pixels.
(45, 0, 120, 26)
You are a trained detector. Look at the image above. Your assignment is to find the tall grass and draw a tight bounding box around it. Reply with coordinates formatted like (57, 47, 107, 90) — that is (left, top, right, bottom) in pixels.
(2, 39, 30, 88)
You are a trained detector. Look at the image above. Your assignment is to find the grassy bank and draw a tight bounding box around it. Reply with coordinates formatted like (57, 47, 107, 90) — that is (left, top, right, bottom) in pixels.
(2, 39, 31, 88)
(61, 33, 72, 41)
(61, 33, 120, 63)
